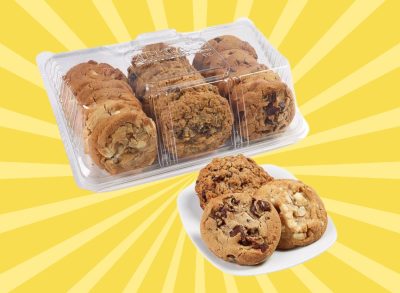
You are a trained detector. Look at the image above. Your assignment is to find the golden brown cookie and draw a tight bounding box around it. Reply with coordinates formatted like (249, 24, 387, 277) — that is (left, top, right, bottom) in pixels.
(195, 154, 273, 208)
(64, 61, 158, 174)
(193, 35, 258, 70)
(201, 192, 281, 265)
(229, 71, 295, 140)
(156, 84, 233, 158)
(77, 80, 137, 106)
(255, 179, 328, 250)
(195, 48, 258, 78)
(88, 104, 157, 174)
(64, 60, 127, 96)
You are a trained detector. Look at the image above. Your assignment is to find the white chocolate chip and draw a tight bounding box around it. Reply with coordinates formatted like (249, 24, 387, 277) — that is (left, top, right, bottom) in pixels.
(293, 233, 306, 240)
(136, 140, 147, 149)
(295, 206, 306, 217)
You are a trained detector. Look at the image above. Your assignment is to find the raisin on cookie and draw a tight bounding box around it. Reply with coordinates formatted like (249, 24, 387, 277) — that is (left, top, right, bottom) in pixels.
(201, 192, 281, 265)
(195, 154, 273, 208)
(255, 179, 328, 250)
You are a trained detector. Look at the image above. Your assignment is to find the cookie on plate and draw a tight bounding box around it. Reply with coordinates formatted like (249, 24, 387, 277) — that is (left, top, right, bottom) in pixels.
(255, 179, 328, 250)
(200, 192, 281, 265)
(195, 154, 273, 208)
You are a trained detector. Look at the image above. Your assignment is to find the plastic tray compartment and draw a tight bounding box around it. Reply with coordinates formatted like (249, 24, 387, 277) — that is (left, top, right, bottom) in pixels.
(37, 18, 309, 192)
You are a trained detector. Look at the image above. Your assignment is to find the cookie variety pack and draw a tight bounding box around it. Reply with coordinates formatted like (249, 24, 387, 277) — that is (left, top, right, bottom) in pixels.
(37, 19, 309, 191)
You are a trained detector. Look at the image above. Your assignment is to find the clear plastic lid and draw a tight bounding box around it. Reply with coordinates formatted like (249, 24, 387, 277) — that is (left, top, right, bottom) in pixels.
(37, 18, 308, 191)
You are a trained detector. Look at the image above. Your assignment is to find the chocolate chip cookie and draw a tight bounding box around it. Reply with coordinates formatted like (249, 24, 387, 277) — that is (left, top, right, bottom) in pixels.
(195, 154, 273, 208)
(128, 43, 234, 158)
(200, 192, 281, 265)
(255, 179, 328, 250)
(230, 72, 296, 140)
(195, 48, 259, 79)
(193, 35, 296, 140)
(193, 35, 258, 70)
(156, 84, 233, 158)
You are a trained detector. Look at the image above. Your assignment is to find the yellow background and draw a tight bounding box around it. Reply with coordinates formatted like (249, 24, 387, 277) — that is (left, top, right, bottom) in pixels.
(1, 0, 399, 292)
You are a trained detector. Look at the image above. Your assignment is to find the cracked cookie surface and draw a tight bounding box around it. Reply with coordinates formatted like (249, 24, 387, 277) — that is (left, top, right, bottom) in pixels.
(195, 154, 273, 208)
(255, 179, 328, 250)
(200, 192, 281, 265)
(157, 84, 233, 158)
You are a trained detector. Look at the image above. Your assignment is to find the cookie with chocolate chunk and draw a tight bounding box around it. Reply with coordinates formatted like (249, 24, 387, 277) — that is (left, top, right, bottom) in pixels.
(255, 179, 328, 250)
(156, 84, 233, 158)
(193, 35, 258, 70)
(195, 48, 259, 79)
(229, 71, 295, 140)
(200, 192, 281, 265)
(195, 154, 273, 208)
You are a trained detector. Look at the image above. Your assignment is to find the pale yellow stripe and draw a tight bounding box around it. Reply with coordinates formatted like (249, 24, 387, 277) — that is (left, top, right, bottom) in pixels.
(122, 210, 179, 292)
(69, 177, 193, 293)
(259, 108, 400, 157)
(234, 0, 254, 19)
(193, 0, 207, 30)
(291, 265, 332, 293)
(286, 162, 400, 179)
(15, 0, 86, 50)
(92, 0, 131, 42)
(162, 229, 186, 293)
(0, 183, 153, 234)
(329, 242, 400, 292)
(0, 44, 43, 88)
(0, 108, 59, 139)
(268, 0, 308, 47)
(223, 273, 239, 293)
(300, 44, 400, 116)
(0, 177, 189, 292)
(322, 197, 400, 234)
(0, 162, 71, 179)
(255, 275, 278, 293)
(293, 0, 384, 82)
(195, 251, 206, 293)
(146, 0, 169, 30)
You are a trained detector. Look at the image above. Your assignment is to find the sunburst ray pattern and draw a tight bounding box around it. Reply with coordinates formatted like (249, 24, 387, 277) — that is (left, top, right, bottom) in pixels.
(92, 0, 131, 42)
(0, 0, 399, 292)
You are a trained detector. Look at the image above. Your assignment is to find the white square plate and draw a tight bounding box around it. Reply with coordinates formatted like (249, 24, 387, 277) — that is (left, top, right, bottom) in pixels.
(177, 164, 337, 276)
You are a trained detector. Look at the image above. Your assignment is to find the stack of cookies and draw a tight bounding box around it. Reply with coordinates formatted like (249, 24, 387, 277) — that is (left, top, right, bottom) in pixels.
(63, 61, 157, 174)
(193, 35, 296, 141)
(195, 154, 327, 265)
(128, 43, 234, 158)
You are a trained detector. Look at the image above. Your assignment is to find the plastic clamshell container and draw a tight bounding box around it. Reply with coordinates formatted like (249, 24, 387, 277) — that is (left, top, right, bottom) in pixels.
(37, 18, 309, 192)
